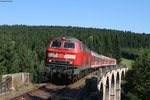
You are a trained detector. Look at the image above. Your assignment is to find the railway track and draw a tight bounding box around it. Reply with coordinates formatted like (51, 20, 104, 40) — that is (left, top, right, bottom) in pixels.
(10, 84, 65, 100)
(10, 70, 100, 100)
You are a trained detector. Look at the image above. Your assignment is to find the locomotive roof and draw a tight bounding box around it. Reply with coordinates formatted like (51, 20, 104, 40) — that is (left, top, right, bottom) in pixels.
(51, 37, 80, 42)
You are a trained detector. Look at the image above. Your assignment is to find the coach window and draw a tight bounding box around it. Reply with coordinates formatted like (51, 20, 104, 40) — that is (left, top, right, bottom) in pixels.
(64, 42, 75, 49)
(51, 41, 62, 48)
(92, 56, 95, 61)
(100, 58, 102, 62)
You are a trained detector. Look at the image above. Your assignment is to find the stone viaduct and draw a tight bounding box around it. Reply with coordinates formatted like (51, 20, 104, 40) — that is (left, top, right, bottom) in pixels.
(94, 65, 128, 100)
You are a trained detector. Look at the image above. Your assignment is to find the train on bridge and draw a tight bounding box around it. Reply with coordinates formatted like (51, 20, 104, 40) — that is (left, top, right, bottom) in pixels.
(44, 37, 116, 83)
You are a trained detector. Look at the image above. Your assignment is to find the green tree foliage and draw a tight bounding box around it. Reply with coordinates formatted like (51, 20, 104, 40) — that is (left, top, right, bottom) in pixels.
(122, 49, 150, 100)
(113, 34, 121, 63)
(121, 48, 139, 60)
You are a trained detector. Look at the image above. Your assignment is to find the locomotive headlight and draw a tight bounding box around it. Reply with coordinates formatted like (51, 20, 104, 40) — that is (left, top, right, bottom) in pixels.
(49, 59, 52, 62)
(64, 54, 76, 59)
(48, 53, 58, 57)
(69, 61, 73, 64)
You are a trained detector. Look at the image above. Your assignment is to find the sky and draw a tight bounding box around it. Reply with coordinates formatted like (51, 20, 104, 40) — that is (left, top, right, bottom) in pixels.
(0, 0, 150, 34)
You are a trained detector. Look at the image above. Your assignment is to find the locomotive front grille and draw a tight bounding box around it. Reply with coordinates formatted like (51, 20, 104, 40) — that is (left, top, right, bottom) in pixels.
(47, 59, 72, 66)
(55, 60, 67, 64)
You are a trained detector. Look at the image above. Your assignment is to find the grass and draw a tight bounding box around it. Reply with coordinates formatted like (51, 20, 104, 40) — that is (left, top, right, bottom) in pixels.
(120, 58, 134, 69)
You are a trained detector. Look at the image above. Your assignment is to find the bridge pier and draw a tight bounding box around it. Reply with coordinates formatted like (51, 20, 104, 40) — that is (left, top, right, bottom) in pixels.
(110, 75, 116, 100)
(116, 80, 121, 100)
(116, 72, 122, 100)
(97, 66, 127, 100)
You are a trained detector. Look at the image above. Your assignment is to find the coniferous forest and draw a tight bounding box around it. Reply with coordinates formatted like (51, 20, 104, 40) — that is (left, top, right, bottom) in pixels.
(0, 25, 150, 99)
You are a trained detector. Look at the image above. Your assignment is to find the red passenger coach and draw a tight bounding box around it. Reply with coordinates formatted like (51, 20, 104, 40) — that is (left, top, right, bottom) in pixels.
(91, 52, 116, 68)
(44, 37, 116, 82)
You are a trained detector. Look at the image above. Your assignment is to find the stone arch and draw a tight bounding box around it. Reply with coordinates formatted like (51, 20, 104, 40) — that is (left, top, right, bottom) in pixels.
(106, 76, 109, 88)
(116, 71, 120, 80)
(111, 73, 115, 85)
(121, 70, 125, 80)
(105, 76, 110, 100)
(116, 72, 120, 90)
(111, 73, 115, 96)
(116, 71, 121, 100)
(99, 82, 103, 100)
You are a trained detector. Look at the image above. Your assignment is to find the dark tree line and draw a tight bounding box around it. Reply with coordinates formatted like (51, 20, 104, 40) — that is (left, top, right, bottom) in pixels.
(0, 25, 150, 83)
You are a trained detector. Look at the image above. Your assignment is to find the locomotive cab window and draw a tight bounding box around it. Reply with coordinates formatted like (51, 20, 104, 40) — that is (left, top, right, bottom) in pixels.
(51, 41, 62, 48)
(64, 42, 75, 49)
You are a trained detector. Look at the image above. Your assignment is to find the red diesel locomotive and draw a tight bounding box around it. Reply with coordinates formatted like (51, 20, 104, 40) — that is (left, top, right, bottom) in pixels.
(45, 37, 116, 82)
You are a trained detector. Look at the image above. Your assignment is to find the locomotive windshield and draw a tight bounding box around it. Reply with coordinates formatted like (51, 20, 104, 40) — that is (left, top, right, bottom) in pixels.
(51, 41, 62, 48)
(64, 42, 75, 49)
